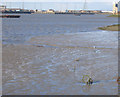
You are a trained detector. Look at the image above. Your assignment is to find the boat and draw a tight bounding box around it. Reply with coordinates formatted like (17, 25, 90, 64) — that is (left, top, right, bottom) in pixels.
(2, 11, 32, 14)
(0, 15, 20, 18)
(74, 12, 95, 16)
(81, 13, 95, 15)
(74, 13, 81, 16)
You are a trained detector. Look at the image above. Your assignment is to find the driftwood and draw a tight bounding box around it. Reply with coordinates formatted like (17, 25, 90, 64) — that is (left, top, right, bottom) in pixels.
(117, 77, 120, 84)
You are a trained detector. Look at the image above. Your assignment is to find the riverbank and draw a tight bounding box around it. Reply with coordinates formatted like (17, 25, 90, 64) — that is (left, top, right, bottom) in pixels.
(98, 24, 120, 31)
(2, 31, 118, 95)
(108, 15, 120, 17)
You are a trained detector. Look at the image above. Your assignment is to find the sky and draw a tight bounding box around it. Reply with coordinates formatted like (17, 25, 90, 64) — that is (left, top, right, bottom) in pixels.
(0, 0, 120, 11)
(0, 0, 119, 2)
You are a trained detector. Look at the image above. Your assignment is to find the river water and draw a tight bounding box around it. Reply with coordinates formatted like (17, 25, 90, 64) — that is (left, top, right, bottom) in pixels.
(2, 14, 118, 44)
(2, 14, 118, 95)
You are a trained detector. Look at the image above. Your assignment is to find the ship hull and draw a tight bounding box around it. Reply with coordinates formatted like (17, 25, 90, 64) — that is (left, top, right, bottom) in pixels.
(2, 11, 32, 14)
(0, 15, 20, 18)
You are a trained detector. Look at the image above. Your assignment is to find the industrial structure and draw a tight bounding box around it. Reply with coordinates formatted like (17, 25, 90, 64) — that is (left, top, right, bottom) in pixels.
(0, 4, 34, 14)
(0, 1, 103, 15)
(113, 1, 120, 15)
(0, 5, 6, 11)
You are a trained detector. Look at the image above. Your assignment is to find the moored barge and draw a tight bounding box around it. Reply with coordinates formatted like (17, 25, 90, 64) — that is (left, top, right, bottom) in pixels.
(0, 15, 20, 18)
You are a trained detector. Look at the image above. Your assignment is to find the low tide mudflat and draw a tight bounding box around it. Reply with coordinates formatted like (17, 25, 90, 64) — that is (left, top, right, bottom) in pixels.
(2, 14, 118, 95)
(3, 31, 118, 95)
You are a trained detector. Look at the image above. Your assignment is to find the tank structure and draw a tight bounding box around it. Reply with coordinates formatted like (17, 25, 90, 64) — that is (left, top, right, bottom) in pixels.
(113, 1, 120, 15)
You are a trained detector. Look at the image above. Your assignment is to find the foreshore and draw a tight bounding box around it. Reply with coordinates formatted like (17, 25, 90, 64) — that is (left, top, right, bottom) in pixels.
(2, 31, 118, 95)
(108, 15, 120, 17)
(98, 24, 120, 31)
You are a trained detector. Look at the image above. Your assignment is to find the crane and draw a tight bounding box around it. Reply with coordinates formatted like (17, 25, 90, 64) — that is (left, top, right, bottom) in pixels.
(83, 0, 87, 10)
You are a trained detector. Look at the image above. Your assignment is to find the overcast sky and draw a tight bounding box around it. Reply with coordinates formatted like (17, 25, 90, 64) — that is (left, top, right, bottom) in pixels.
(0, 0, 119, 11)
(0, 0, 119, 2)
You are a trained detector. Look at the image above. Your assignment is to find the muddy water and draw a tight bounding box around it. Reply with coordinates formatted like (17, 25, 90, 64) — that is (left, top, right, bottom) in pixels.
(2, 31, 118, 95)
(2, 14, 118, 44)
(2, 14, 118, 95)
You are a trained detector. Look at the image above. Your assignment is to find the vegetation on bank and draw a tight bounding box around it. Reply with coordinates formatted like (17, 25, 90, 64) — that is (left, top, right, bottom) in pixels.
(98, 24, 120, 31)
(108, 15, 120, 17)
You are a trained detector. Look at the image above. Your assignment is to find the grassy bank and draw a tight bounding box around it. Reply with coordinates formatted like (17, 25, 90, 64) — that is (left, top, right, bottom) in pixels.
(108, 15, 120, 17)
(98, 24, 120, 31)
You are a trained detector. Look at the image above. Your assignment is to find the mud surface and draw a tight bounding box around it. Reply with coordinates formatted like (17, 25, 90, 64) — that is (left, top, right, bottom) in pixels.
(2, 31, 118, 95)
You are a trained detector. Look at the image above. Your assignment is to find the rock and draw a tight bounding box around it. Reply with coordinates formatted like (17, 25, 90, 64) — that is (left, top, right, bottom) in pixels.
(87, 78, 93, 85)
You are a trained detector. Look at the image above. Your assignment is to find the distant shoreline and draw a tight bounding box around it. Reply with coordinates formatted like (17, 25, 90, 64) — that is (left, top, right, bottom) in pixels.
(98, 24, 120, 31)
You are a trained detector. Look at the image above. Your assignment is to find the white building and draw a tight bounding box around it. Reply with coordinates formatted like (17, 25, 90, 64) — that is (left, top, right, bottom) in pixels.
(46, 9, 55, 14)
(113, 1, 120, 14)
(0, 5, 6, 10)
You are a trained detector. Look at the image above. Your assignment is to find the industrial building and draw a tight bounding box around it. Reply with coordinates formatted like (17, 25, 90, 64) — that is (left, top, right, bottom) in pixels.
(0, 5, 6, 11)
(113, 1, 120, 15)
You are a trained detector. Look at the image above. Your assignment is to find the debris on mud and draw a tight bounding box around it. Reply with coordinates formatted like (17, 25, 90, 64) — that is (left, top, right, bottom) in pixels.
(82, 75, 93, 85)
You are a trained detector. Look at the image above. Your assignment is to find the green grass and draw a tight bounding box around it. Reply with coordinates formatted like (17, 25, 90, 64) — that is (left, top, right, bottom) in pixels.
(108, 15, 120, 17)
(98, 24, 120, 31)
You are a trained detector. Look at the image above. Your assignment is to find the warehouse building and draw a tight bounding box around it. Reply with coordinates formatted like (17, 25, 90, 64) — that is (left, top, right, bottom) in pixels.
(113, 1, 120, 15)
